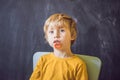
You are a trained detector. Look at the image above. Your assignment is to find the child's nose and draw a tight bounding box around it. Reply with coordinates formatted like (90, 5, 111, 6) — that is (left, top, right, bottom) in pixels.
(54, 31, 60, 38)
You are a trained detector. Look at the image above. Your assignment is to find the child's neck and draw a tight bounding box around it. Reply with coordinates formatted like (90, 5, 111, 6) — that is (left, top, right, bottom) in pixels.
(53, 48, 73, 58)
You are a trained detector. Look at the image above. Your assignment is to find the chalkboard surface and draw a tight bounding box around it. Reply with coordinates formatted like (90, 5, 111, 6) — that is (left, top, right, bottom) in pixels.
(0, 0, 120, 80)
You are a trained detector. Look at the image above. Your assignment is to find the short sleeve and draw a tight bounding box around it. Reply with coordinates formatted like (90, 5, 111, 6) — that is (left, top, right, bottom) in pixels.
(29, 57, 43, 80)
(76, 62, 88, 80)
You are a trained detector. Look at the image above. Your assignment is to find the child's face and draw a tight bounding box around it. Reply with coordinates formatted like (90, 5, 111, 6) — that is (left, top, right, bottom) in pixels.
(46, 23, 72, 50)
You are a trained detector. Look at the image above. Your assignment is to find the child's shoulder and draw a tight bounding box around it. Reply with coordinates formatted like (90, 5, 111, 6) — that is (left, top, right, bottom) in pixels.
(73, 54, 86, 64)
(40, 52, 53, 59)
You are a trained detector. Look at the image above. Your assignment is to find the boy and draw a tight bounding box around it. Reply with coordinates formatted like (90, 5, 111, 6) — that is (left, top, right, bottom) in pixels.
(30, 13, 88, 80)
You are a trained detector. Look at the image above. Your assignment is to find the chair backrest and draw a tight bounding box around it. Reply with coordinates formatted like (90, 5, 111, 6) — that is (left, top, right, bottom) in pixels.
(33, 52, 102, 80)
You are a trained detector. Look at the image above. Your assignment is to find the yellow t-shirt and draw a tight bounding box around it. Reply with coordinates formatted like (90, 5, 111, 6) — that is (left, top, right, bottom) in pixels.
(30, 53, 88, 80)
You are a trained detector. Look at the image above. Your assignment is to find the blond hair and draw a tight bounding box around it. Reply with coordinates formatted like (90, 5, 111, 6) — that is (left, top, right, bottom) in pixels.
(43, 13, 77, 45)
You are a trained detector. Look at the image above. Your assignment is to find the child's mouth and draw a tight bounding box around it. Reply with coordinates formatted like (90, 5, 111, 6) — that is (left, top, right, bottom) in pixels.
(53, 40, 60, 43)
(53, 40, 62, 48)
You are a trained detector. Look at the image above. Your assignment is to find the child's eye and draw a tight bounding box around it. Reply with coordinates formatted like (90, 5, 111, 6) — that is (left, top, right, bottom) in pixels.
(60, 29, 65, 32)
(49, 31, 54, 34)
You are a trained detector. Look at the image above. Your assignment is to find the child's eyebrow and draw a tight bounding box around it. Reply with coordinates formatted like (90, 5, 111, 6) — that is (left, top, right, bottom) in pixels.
(49, 27, 54, 30)
(58, 26, 65, 29)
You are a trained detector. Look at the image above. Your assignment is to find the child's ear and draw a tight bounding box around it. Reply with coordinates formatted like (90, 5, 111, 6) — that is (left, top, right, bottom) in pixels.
(71, 33, 76, 40)
(44, 35, 49, 43)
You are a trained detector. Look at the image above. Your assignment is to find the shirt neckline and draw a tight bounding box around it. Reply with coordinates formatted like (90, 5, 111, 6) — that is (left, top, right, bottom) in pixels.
(50, 52, 76, 60)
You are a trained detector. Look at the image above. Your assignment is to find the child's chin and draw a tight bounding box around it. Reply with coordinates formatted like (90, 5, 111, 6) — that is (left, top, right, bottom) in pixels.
(54, 46, 62, 49)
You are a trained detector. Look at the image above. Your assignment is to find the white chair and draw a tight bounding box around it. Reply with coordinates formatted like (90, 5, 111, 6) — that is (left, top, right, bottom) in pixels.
(33, 52, 102, 80)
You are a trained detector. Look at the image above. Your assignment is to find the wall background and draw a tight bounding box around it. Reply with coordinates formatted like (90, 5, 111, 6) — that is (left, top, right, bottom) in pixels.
(0, 0, 120, 80)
